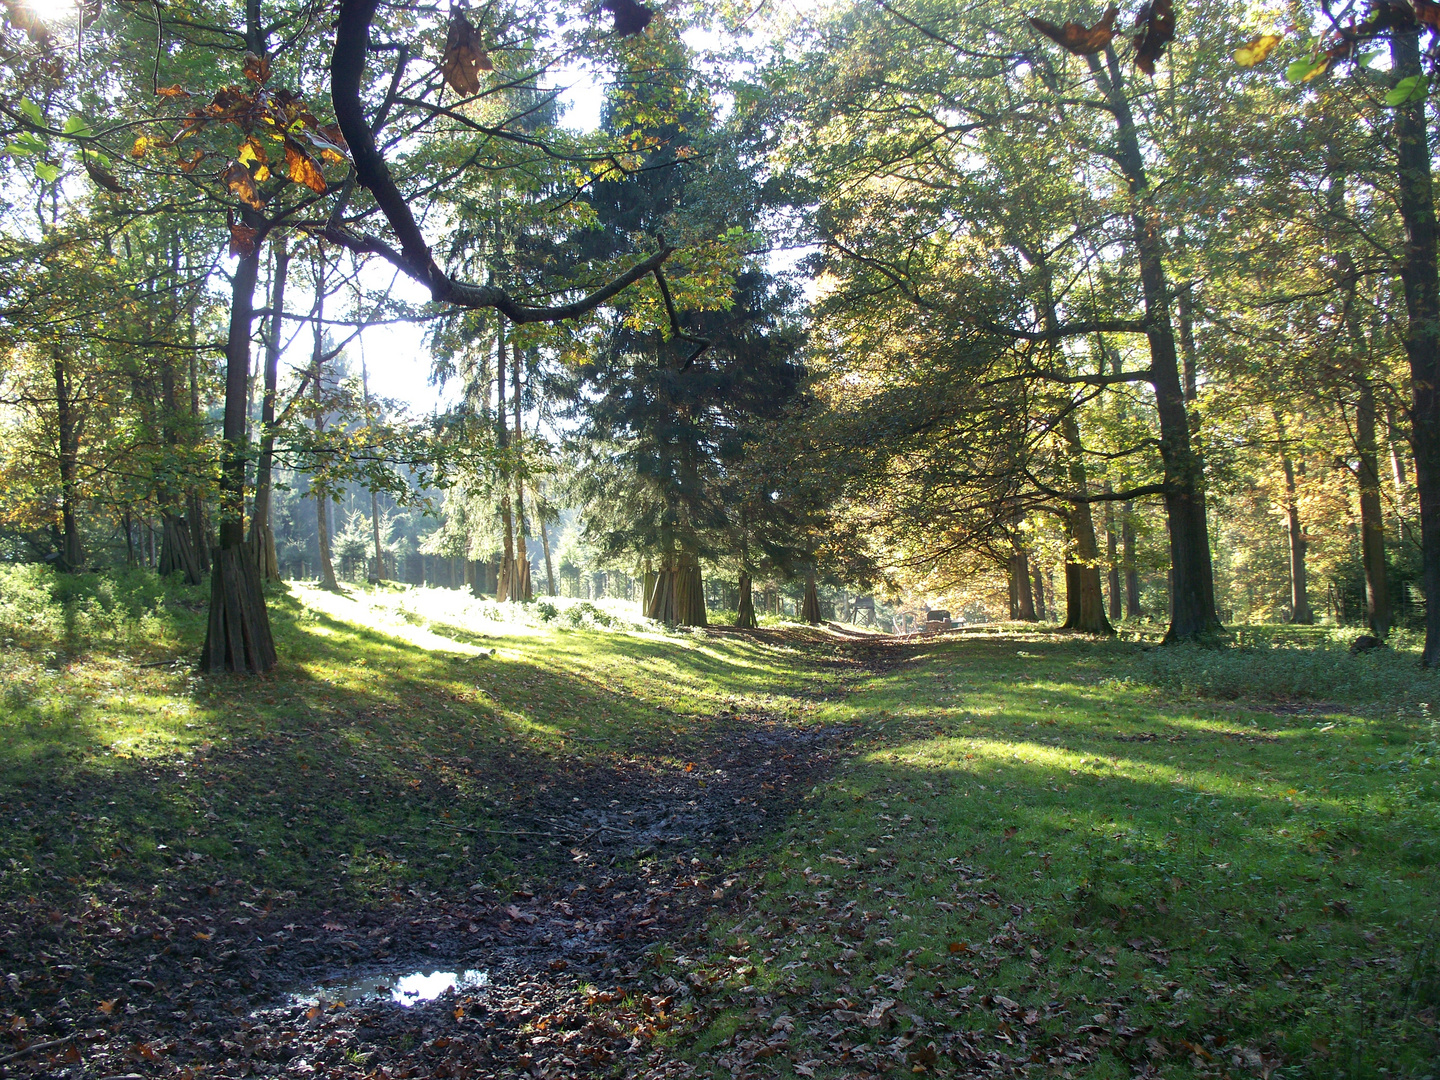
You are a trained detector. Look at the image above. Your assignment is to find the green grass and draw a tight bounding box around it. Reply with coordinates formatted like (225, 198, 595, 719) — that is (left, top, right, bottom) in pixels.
(666, 634, 1440, 1078)
(0, 568, 840, 910)
(2, 565, 1437, 1077)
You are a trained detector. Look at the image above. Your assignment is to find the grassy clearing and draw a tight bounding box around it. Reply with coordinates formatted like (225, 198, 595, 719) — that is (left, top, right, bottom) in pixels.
(668, 633, 1440, 1078)
(0, 567, 838, 912)
(2, 566, 1437, 1078)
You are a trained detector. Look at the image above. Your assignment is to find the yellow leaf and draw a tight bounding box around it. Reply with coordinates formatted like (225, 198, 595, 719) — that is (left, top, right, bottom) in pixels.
(222, 160, 265, 209)
(284, 139, 326, 194)
(1234, 33, 1282, 67)
(237, 136, 267, 167)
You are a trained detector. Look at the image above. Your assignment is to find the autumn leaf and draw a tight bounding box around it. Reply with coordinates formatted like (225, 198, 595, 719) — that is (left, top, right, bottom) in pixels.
(242, 51, 271, 84)
(1234, 33, 1281, 67)
(130, 135, 154, 158)
(237, 135, 268, 168)
(602, 0, 654, 36)
(1132, 0, 1176, 75)
(1029, 6, 1119, 56)
(284, 139, 326, 193)
(442, 13, 491, 97)
(179, 148, 206, 173)
(84, 158, 128, 193)
(155, 84, 191, 98)
(222, 160, 265, 208)
(228, 219, 259, 258)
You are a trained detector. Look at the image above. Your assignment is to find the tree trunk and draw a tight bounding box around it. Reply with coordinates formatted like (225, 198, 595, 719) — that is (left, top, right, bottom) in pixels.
(201, 221, 277, 674)
(1275, 419, 1313, 624)
(186, 314, 211, 573)
(1122, 500, 1142, 618)
(1176, 280, 1199, 402)
(801, 569, 822, 625)
(496, 322, 516, 602)
(736, 571, 757, 628)
(538, 505, 556, 596)
(1009, 550, 1036, 620)
(158, 513, 204, 586)
(1390, 26, 1440, 664)
(1387, 403, 1408, 507)
(1090, 48, 1219, 643)
(1105, 484, 1122, 621)
(249, 237, 288, 583)
(124, 512, 136, 568)
(512, 337, 533, 602)
(1032, 561, 1046, 621)
(52, 348, 84, 572)
(1357, 379, 1392, 637)
(1059, 414, 1114, 635)
(647, 551, 707, 626)
(310, 281, 339, 593)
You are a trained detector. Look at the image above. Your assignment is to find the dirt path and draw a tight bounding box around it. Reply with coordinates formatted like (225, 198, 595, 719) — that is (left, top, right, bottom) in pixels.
(1, 635, 888, 1080)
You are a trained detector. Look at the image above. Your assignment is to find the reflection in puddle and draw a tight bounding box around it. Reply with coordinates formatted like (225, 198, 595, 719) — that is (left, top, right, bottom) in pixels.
(290, 968, 488, 1008)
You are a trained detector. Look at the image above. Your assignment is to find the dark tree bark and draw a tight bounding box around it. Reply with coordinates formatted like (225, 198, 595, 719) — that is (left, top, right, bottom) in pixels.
(736, 571, 757, 628)
(1089, 47, 1219, 643)
(1390, 26, 1440, 664)
(1274, 413, 1313, 624)
(512, 336, 533, 602)
(1105, 482, 1121, 621)
(537, 499, 556, 596)
(647, 552, 707, 625)
(1009, 550, 1037, 620)
(1059, 414, 1114, 635)
(201, 221, 277, 673)
(249, 237, 289, 583)
(1357, 379, 1392, 638)
(1122, 499, 1142, 618)
(52, 348, 84, 572)
(496, 323, 516, 602)
(157, 348, 203, 586)
(1032, 561, 1047, 621)
(801, 569, 822, 625)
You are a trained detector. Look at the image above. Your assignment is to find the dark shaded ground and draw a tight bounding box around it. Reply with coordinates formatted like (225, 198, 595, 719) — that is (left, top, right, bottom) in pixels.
(0, 664, 871, 1079)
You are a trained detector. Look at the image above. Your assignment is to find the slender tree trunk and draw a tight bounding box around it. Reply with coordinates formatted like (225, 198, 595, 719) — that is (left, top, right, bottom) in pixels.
(1090, 47, 1219, 643)
(1105, 483, 1121, 620)
(1122, 500, 1141, 617)
(1387, 404, 1408, 507)
(1357, 380, 1392, 637)
(52, 348, 84, 572)
(124, 512, 136, 568)
(1176, 282, 1199, 402)
(249, 238, 288, 582)
(496, 322, 515, 602)
(512, 338, 532, 602)
(1391, 26, 1440, 665)
(1032, 561, 1047, 621)
(158, 349, 204, 586)
(1273, 410, 1314, 625)
(309, 276, 339, 592)
(1009, 550, 1036, 620)
(358, 353, 385, 582)
(186, 314, 210, 574)
(539, 508, 556, 596)
(201, 218, 277, 673)
(1059, 414, 1114, 635)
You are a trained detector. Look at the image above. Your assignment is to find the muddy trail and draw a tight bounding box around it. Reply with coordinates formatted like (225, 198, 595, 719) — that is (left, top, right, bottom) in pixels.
(0, 633, 894, 1080)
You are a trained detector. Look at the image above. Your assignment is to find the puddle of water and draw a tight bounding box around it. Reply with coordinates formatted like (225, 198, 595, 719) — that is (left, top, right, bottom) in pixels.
(289, 968, 489, 1008)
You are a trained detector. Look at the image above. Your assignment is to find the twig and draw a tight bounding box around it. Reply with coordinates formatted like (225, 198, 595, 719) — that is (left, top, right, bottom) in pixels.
(0, 1037, 77, 1065)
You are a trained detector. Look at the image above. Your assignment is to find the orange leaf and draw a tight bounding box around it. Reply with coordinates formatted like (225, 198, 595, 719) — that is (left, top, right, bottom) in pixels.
(284, 139, 326, 193)
(442, 13, 490, 95)
(223, 159, 265, 208)
(1234, 32, 1281, 66)
(229, 220, 259, 258)
(97, 999, 117, 1014)
(1029, 6, 1119, 55)
(84, 159, 128, 194)
(243, 51, 271, 84)
(155, 84, 191, 98)
(179, 149, 206, 173)
(1132, 0, 1176, 75)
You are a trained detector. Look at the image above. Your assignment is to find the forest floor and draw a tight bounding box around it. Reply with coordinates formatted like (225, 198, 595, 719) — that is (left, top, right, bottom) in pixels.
(1, 567, 1438, 1080)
